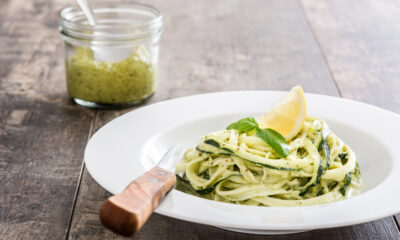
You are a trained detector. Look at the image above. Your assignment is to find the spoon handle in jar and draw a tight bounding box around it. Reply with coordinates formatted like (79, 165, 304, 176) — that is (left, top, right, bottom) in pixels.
(75, 0, 97, 26)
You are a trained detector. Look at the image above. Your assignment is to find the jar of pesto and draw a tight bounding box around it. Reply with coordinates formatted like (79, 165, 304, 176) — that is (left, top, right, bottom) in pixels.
(59, 3, 163, 108)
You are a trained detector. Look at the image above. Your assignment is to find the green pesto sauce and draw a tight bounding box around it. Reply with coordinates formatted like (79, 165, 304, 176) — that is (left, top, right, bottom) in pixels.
(66, 47, 155, 104)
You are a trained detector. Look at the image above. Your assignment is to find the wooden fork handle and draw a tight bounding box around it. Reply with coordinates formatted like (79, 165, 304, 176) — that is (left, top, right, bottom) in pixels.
(99, 166, 176, 236)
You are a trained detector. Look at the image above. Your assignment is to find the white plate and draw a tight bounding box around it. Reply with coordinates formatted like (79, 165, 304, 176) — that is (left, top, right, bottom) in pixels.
(85, 91, 400, 234)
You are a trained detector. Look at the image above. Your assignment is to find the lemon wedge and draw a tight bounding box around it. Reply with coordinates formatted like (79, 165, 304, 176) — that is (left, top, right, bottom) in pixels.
(259, 86, 307, 141)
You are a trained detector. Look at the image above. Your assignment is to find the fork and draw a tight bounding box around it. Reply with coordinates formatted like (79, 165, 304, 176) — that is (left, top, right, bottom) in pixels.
(99, 145, 183, 236)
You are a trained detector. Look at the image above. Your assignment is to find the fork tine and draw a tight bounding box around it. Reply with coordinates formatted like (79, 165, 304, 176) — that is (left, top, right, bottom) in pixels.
(157, 143, 183, 171)
(156, 145, 175, 165)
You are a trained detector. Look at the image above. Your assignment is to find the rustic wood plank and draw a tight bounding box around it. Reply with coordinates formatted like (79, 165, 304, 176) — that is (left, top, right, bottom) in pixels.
(300, 0, 400, 237)
(66, 0, 399, 239)
(0, 0, 96, 239)
(300, 0, 400, 112)
(0, 96, 95, 240)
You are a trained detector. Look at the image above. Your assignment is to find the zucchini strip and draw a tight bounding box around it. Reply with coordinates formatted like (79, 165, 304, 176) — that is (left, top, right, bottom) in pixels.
(318, 128, 331, 169)
(197, 174, 241, 194)
(339, 172, 352, 196)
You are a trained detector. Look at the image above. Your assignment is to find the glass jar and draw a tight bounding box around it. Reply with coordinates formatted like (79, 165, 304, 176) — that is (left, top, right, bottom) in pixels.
(59, 3, 163, 108)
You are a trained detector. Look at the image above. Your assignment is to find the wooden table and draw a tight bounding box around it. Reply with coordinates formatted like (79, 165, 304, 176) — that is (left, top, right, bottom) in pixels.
(1, 0, 400, 239)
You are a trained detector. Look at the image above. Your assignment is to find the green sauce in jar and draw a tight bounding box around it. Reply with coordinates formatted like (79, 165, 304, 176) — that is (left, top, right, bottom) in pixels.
(65, 46, 156, 105)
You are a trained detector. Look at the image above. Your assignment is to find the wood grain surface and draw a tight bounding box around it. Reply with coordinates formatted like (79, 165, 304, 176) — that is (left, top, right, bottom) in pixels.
(0, 0, 96, 239)
(1, 0, 399, 239)
(301, 0, 400, 112)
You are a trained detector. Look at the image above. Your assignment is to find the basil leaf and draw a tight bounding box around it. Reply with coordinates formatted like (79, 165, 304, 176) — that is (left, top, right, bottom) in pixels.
(227, 116, 290, 157)
(255, 128, 290, 157)
(227, 117, 259, 132)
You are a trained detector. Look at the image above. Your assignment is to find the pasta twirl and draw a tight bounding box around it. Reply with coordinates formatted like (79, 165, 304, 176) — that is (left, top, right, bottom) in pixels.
(176, 117, 363, 206)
